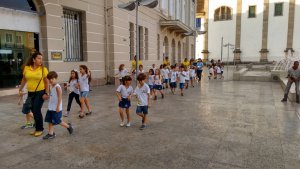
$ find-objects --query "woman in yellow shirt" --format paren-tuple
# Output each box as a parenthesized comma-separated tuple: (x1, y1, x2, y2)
(19, 52, 49, 137)
(182, 58, 190, 67)
(163, 57, 170, 67)
(131, 55, 142, 74)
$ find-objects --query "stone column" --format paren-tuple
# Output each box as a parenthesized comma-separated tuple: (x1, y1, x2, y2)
(285, 0, 296, 55)
(202, 0, 209, 61)
(234, 0, 242, 63)
(260, 0, 270, 62)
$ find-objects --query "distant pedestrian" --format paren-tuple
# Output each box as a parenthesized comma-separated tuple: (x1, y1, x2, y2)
(43, 71, 73, 140)
(169, 65, 178, 94)
(147, 69, 155, 97)
(153, 69, 164, 100)
(196, 59, 204, 82)
(161, 64, 170, 89)
(116, 64, 129, 85)
(134, 73, 150, 130)
(179, 66, 187, 96)
(189, 65, 196, 87)
(116, 76, 133, 127)
(281, 61, 300, 103)
(64, 70, 81, 117)
(184, 66, 190, 89)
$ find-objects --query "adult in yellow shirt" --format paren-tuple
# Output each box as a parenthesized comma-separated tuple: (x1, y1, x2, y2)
(182, 58, 190, 68)
(163, 57, 170, 67)
(19, 52, 49, 137)
(131, 55, 142, 73)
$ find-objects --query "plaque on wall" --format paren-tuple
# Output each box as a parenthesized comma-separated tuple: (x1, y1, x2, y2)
(51, 52, 62, 60)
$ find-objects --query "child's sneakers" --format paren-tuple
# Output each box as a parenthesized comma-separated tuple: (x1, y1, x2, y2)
(126, 122, 131, 127)
(67, 123, 73, 134)
(20, 122, 34, 129)
(120, 122, 125, 127)
(43, 133, 56, 140)
(139, 124, 146, 130)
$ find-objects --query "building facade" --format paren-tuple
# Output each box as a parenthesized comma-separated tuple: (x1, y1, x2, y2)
(196, 0, 300, 63)
(0, 0, 196, 95)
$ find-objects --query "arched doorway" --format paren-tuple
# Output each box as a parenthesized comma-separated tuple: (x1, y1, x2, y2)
(171, 39, 176, 65)
(163, 36, 169, 60)
(178, 41, 181, 63)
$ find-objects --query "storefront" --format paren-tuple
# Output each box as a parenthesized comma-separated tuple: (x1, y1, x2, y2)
(0, 30, 38, 88)
(0, 0, 39, 89)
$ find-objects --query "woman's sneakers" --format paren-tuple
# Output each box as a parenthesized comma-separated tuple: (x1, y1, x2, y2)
(120, 122, 131, 127)
(63, 111, 70, 117)
(43, 133, 56, 140)
(30, 131, 43, 137)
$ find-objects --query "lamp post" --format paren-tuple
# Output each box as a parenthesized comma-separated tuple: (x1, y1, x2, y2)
(223, 43, 234, 80)
(118, 0, 158, 85)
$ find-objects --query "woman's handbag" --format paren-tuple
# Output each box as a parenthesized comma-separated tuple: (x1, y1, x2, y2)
(23, 67, 44, 109)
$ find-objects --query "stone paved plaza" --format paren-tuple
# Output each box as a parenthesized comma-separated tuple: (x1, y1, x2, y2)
(1, 72, 300, 169)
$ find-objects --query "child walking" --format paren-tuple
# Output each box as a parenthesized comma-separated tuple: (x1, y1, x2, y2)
(153, 69, 164, 100)
(148, 69, 155, 97)
(43, 71, 73, 140)
(134, 73, 150, 130)
(116, 76, 133, 127)
(208, 65, 214, 80)
(169, 65, 178, 94)
(189, 65, 196, 87)
(116, 64, 129, 85)
(179, 66, 187, 96)
(19, 83, 34, 129)
(78, 65, 92, 118)
(184, 66, 190, 89)
(64, 70, 81, 117)
(161, 64, 170, 89)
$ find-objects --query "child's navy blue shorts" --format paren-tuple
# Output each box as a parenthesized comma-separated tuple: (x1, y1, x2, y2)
(170, 82, 177, 88)
(119, 98, 131, 109)
(148, 84, 154, 90)
(136, 106, 148, 115)
(179, 83, 185, 89)
(154, 85, 163, 90)
(163, 79, 169, 84)
(45, 110, 62, 125)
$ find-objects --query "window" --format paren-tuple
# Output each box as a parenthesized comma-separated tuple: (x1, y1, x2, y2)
(145, 28, 149, 60)
(157, 34, 160, 60)
(274, 3, 283, 16)
(6, 34, 13, 43)
(248, 6, 256, 18)
(139, 26, 144, 60)
(129, 22, 134, 60)
(16, 35, 23, 48)
(214, 6, 232, 21)
(63, 9, 83, 62)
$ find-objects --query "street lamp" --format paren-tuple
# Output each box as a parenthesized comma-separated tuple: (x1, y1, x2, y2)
(223, 43, 234, 80)
(118, 0, 158, 84)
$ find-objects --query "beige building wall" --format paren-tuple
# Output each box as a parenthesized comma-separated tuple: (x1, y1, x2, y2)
(34, 0, 106, 85)
(109, 0, 196, 79)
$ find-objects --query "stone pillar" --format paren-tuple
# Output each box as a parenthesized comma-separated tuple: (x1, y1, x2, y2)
(202, 0, 209, 61)
(260, 0, 270, 62)
(285, 0, 296, 54)
(234, 0, 242, 63)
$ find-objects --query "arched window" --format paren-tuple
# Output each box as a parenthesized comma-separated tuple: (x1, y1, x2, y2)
(214, 6, 232, 21)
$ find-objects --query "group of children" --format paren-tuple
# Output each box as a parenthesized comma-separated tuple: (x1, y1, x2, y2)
(19, 65, 93, 140)
(115, 63, 199, 130)
(208, 63, 224, 80)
